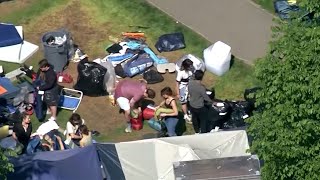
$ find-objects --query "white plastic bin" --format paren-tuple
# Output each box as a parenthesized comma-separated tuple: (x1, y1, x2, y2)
(203, 41, 231, 76)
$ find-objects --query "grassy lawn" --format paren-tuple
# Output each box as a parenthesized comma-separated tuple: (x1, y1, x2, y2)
(253, 0, 274, 13)
(2, 0, 259, 141)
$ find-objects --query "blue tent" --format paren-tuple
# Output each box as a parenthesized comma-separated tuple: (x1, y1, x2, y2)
(7, 145, 103, 180)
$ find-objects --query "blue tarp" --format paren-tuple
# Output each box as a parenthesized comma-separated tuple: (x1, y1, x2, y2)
(0, 23, 23, 47)
(7, 145, 103, 180)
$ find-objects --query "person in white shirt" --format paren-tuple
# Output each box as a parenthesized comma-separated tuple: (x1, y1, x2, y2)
(64, 113, 85, 148)
(176, 59, 194, 124)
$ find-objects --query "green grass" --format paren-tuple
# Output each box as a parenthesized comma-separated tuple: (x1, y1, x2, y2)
(2, 0, 259, 141)
(253, 0, 274, 13)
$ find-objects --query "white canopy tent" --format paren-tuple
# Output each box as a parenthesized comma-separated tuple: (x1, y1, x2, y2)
(0, 24, 39, 63)
(96, 130, 250, 180)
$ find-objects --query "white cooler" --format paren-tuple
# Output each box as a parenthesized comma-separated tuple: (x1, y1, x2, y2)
(203, 41, 232, 76)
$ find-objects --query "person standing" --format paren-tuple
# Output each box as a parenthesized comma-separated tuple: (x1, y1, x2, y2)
(188, 70, 212, 134)
(12, 113, 32, 153)
(114, 79, 156, 133)
(155, 87, 179, 137)
(36, 59, 59, 121)
(176, 59, 193, 124)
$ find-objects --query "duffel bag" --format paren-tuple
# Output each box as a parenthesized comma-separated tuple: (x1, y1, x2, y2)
(148, 118, 166, 132)
(123, 53, 153, 77)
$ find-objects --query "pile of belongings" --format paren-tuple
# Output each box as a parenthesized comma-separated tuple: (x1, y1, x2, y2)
(0, 77, 35, 125)
(207, 87, 263, 130)
(105, 34, 172, 84)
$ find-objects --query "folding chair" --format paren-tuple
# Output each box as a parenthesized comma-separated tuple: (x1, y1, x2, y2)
(58, 88, 83, 112)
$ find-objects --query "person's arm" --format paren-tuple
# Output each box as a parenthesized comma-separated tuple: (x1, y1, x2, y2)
(79, 140, 84, 148)
(55, 135, 65, 150)
(66, 123, 82, 139)
(12, 132, 18, 141)
(161, 99, 178, 117)
(155, 100, 165, 109)
(39, 70, 57, 91)
(201, 86, 213, 104)
(176, 72, 182, 96)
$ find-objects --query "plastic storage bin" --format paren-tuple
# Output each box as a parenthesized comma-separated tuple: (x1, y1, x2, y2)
(203, 41, 231, 76)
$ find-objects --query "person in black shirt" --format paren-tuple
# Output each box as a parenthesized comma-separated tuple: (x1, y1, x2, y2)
(12, 113, 32, 153)
(37, 59, 59, 121)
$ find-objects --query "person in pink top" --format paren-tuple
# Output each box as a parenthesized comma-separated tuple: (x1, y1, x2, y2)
(115, 79, 156, 133)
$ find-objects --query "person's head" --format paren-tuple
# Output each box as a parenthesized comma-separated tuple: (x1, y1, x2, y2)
(194, 70, 205, 81)
(144, 88, 156, 99)
(38, 59, 50, 72)
(78, 125, 89, 136)
(69, 113, 82, 126)
(161, 87, 173, 99)
(22, 113, 31, 124)
(180, 59, 193, 72)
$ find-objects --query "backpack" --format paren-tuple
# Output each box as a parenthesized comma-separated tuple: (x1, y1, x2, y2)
(143, 69, 164, 84)
(123, 53, 153, 77)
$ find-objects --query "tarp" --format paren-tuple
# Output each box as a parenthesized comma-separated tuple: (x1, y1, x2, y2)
(0, 23, 39, 63)
(7, 145, 103, 180)
(96, 130, 250, 180)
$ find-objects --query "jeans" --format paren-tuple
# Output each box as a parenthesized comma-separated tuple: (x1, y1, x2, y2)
(164, 117, 178, 137)
(26, 136, 41, 155)
(190, 106, 209, 133)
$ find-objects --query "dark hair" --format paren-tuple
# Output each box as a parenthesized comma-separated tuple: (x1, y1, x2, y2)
(69, 113, 82, 126)
(146, 88, 156, 99)
(194, 70, 205, 81)
(161, 87, 173, 96)
(38, 59, 50, 68)
(79, 125, 89, 135)
(21, 112, 30, 122)
(180, 59, 193, 71)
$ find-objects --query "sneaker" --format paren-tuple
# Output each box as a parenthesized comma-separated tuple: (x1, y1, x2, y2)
(125, 124, 132, 133)
(48, 116, 56, 121)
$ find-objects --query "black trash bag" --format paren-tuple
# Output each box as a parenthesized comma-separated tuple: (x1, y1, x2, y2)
(223, 101, 252, 129)
(74, 60, 107, 96)
(207, 100, 232, 130)
(155, 32, 186, 52)
(143, 69, 164, 84)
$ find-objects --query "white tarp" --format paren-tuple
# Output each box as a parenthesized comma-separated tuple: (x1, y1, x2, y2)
(114, 130, 250, 180)
(0, 26, 39, 63)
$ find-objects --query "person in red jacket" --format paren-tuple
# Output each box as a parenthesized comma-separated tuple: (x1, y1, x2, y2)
(36, 59, 59, 121)
(114, 79, 155, 133)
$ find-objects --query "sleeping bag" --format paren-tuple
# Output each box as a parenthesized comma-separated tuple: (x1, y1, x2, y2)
(123, 53, 153, 77)
(74, 60, 107, 96)
(155, 32, 186, 52)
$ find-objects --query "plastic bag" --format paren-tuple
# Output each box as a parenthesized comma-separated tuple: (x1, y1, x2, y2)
(155, 32, 186, 52)
(223, 101, 252, 129)
(74, 61, 107, 96)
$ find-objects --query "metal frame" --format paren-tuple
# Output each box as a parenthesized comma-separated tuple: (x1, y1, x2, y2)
(58, 88, 83, 112)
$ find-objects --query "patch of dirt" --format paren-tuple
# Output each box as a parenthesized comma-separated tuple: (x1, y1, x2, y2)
(21, 1, 192, 141)
(0, 0, 32, 18)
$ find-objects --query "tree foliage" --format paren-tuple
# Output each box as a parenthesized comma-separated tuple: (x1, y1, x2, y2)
(0, 148, 13, 180)
(247, 1, 320, 179)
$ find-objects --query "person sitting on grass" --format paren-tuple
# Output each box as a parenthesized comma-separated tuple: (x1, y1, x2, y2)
(78, 125, 93, 148)
(65, 113, 85, 148)
(42, 130, 65, 151)
(114, 79, 156, 133)
(155, 87, 179, 137)
(12, 113, 32, 154)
